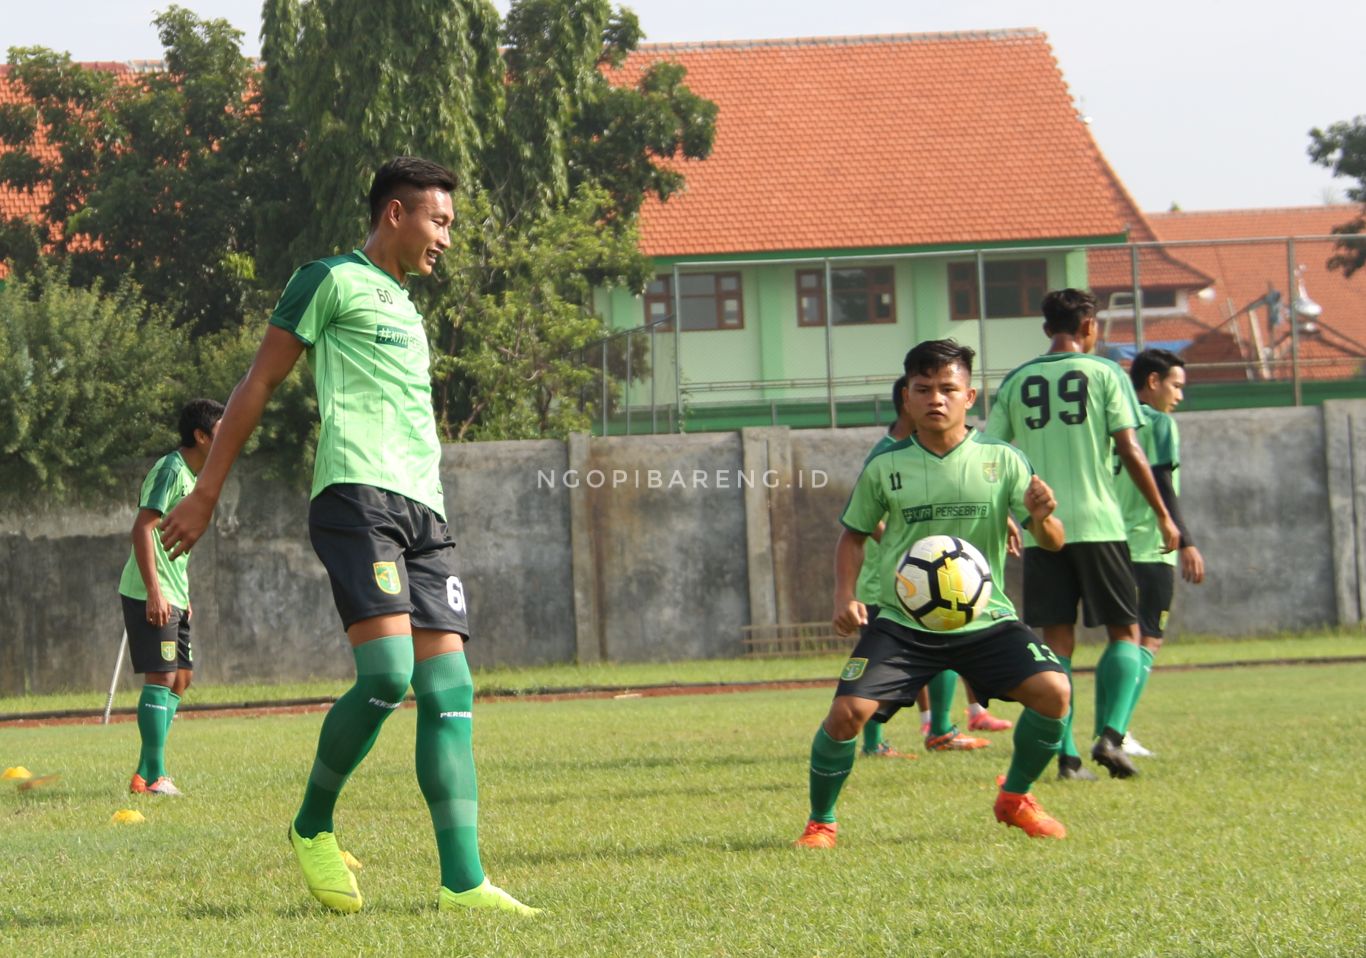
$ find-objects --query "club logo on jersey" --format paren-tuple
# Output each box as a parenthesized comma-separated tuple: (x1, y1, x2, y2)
(840, 657, 868, 682)
(982, 461, 999, 483)
(373, 561, 401, 595)
(160, 642, 176, 662)
(375, 325, 416, 349)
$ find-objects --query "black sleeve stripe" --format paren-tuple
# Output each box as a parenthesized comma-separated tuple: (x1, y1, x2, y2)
(141, 462, 178, 513)
(268, 261, 332, 340)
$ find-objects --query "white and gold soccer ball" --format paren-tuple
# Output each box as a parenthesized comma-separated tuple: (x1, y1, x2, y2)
(894, 535, 993, 631)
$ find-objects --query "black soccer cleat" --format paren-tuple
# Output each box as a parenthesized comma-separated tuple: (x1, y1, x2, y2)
(1057, 754, 1099, 781)
(1090, 727, 1139, 779)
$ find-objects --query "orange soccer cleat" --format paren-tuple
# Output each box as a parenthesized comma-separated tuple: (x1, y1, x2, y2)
(967, 710, 1014, 732)
(794, 820, 838, 849)
(924, 728, 990, 751)
(993, 790, 1067, 839)
(129, 773, 148, 794)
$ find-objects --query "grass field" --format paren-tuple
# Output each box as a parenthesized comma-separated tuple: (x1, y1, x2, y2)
(3, 652, 1365, 957)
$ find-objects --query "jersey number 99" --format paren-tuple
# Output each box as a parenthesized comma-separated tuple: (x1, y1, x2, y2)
(1020, 371, 1089, 429)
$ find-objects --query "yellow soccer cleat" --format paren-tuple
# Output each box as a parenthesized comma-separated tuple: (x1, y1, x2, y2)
(439, 879, 540, 916)
(289, 825, 363, 913)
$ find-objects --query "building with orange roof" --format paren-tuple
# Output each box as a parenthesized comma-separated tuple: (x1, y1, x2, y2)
(590, 31, 1222, 427)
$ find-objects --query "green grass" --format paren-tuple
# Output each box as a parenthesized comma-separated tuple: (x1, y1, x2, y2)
(3, 629, 1364, 716)
(2, 662, 1364, 956)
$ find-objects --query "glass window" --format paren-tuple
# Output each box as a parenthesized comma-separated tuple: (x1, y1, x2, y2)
(796, 267, 896, 326)
(644, 273, 745, 331)
(948, 260, 1048, 320)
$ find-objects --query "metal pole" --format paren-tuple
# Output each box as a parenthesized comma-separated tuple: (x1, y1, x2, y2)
(974, 250, 990, 418)
(625, 328, 632, 436)
(824, 258, 836, 428)
(673, 265, 683, 432)
(650, 322, 657, 434)
(102, 629, 129, 725)
(1131, 244, 1145, 351)
(601, 339, 609, 437)
(1288, 237, 1301, 406)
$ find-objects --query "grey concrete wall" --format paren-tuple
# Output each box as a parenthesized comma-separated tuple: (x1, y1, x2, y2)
(4, 400, 1364, 694)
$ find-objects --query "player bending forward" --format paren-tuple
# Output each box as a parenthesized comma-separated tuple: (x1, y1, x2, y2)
(796, 339, 1072, 846)
(159, 157, 536, 916)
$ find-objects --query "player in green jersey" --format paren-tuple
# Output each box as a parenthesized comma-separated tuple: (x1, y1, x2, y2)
(159, 157, 536, 916)
(119, 399, 223, 797)
(1113, 349, 1205, 757)
(796, 339, 1072, 846)
(985, 289, 1179, 780)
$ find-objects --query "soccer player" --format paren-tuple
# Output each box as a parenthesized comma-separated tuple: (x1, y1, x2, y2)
(1112, 348, 1205, 755)
(795, 339, 1072, 847)
(985, 289, 1179, 780)
(119, 398, 223, 797)
(158, 157, 536, 916)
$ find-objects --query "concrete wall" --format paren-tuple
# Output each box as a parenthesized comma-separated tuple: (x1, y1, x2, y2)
(4, 400, 1363, 694)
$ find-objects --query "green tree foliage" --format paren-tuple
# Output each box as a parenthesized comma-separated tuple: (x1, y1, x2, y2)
(1308, 116, 1366, 277)
(0, 9, 260, 334)
(0, 265, 188, 504)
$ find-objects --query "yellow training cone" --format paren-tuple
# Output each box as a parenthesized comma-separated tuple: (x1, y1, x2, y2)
(2, 766, 33, 781)
(111, 809, 147, 825)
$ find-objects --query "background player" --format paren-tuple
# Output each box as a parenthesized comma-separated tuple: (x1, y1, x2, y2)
(118, 398, 223, 796)
(985, 288, 1179, 780)
(159, 157, 536, 916)
(1112, 348, 1205, 756)
(796, 339, 1071, 847)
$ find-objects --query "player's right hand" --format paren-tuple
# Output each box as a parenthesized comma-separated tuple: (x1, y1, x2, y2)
(833, 599, 868, 637)
(146, 592, 172, 628)
(1180, 545, 1205, 584)
(1158, 514, 1181, 554)
(160, 489, 215, 561)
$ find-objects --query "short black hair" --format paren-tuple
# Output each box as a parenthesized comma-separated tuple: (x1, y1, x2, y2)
(1130, 348, 1186, 391)
(178, 398, 225, 447)
(903, 339, 975, 379)
(368, 156, 458, 227)
(891, 374, 909, 416)
(1041, 288, 1098, 335)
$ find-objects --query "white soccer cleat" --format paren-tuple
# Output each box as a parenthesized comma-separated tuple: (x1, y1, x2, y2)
(1121, 734, 1153, 758)
(146, 776, 184, 796)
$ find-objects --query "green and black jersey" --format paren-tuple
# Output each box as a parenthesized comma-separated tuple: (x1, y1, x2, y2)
(854, 433, 898, 606)
(1116, 404, 1179, 565)
(840, 429, 1033, 641)
(985, 352, 1141, 543)
(118, 451, 196, 608)
(270, 250, 445, 517)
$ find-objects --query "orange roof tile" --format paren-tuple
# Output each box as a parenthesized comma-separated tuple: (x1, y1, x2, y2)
(1147, 206, 1366, 380)
(612, 31, 1137, 258)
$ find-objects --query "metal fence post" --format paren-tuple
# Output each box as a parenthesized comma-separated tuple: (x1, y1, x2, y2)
(824, 258, 835, 428)
(650, 321, 657, 434)
(1131, 245, 1145, 351)
(601, 339, 609, 437)
(974, 250, 990, 417)
(1287, 237, 1301, 406)
(673, 264, 683, 432)
(625, 327, 632, 436)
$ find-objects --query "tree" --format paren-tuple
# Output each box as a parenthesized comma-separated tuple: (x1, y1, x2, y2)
(0, 264, 188, 504)
(1308, 116, 1366, 277)
(0, 8, 262, 334)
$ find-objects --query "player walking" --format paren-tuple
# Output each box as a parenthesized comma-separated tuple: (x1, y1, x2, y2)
(985, 289, 1179, 779)
(796, 339, 1071, 847)
(159, 157, 536, 916)
(119, 398, 223, 796)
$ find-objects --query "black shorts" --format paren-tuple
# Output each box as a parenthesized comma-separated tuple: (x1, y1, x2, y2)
(835, 617, 1065, 710)
(1022, 542, 1138, 629)
(120, 594, 192, 673)
(308, 484, 470, 635)
(1133, 562, 1176, 639)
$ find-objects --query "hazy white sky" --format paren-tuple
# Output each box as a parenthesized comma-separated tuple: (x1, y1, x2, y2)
(9, 0, 1364, 212)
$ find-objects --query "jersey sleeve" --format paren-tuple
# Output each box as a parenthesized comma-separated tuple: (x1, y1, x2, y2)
(1104, 365, 1143, 436)
(984, 388, 1014, 440)
(138, 460, 179, 515)
(1149, 413, 1178, 468)
(840, 462, 887, 535)
(1003, 447, 1033, 524)
(269, 261, 341, 346)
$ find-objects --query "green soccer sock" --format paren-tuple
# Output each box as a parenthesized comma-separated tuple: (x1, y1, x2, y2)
(808, 725, 857, 824)
(413, 651, 485, 894)
(1095, 640, 1143, 737)
(136, 684, 171, 781)
(928, 670, 958, 737)
(1056, 656, 1081, 759)
(293, 635, 413, 840)
(161, 690, 181, 771)
(1120, 646, 1156, 732)
(861, 718, 886, 753)
(1001, 709, 1065, 794)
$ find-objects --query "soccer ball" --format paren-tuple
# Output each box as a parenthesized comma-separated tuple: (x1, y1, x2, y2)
(894, 535, 993, 631)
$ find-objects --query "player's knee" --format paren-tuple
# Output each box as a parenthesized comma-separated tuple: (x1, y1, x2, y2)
(824, 699, 870, 740)
(364, 670, 414, 710)
(1142, 636, 1163, 655)
(1035, 673, 1070, 719)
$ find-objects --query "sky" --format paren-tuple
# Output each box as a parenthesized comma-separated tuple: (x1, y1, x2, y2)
(8, 0, 1365, 213)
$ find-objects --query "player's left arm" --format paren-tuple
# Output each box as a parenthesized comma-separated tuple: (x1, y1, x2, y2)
(1112, 427, 1179, 553)
(833, 528, 870, 636)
